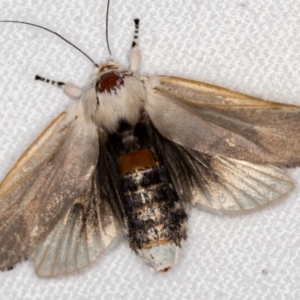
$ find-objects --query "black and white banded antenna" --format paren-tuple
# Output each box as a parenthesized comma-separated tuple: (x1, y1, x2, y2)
(127, 19, 141, 72)
(0, 19, 98, 95)
(34, 75, 65, 87)
(35, 0, 113, 93)
(132, 19, 140, 48)
(1, 0, 114, 89)
(34, 74, 82, 99)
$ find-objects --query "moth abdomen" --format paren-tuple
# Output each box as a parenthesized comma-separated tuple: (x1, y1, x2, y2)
(123, 167, 187, 250)
(107, 120, 187, 271)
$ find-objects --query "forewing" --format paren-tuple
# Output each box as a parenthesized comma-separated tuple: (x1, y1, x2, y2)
(150, 125, 294, 212)
(0, 100, 83, 195)
(145, 75, 300, 166)
(0, 101, 100, 270)
(33, 167, 121, 277)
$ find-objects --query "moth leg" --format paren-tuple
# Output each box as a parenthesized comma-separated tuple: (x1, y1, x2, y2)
(127, 19, 141, 72)
(35, 74, 82, 99)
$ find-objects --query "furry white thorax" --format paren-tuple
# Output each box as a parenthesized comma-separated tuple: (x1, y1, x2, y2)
(82, 64, 147, 133)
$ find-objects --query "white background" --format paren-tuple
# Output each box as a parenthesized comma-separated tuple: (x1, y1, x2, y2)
(1, 0, 300, 299)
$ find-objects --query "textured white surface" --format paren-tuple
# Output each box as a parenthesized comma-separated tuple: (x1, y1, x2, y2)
(1, 0, 300, 299)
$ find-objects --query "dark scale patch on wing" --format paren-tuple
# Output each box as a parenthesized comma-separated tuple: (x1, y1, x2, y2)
(97, 71, 124, 94)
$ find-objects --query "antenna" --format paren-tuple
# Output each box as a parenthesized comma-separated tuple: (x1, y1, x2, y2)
(0, 20, 97, 66)
(106, 0, 112, 57)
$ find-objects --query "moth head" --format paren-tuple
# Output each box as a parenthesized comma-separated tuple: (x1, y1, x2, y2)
(97, 60, 120, 73)
(82, 62, 147, 132)
(96, 63, 126, 95)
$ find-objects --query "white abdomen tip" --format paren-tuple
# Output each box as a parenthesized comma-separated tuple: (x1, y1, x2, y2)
(138, 242, 179, 272)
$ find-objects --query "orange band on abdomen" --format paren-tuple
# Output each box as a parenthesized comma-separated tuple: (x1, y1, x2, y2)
(118, 149, 157, 175)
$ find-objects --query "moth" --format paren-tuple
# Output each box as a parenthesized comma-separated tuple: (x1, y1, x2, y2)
(1, 15, 300, 278)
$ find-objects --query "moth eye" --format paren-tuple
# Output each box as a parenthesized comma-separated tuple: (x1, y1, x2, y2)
(97, 71, 124, 94)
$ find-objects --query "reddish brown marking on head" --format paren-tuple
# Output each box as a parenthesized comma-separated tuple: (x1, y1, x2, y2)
(97, 71, 124, 94)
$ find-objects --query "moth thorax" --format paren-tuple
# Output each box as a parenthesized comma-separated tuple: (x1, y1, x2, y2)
(92, 71, 146, 132)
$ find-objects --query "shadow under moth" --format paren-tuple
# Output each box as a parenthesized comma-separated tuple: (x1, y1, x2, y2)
(0, 15, 299, 278)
